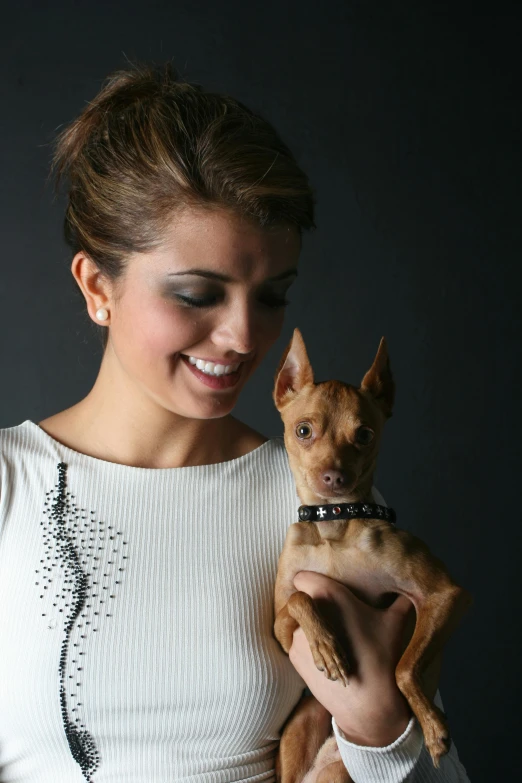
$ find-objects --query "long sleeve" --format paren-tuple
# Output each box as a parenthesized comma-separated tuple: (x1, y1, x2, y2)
(332, 690, 471, 783)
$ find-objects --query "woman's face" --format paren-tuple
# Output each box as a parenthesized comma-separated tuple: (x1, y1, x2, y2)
(102, 207, 301, 420)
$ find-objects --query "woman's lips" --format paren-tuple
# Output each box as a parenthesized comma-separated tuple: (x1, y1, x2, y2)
(180, 354, 243, 390)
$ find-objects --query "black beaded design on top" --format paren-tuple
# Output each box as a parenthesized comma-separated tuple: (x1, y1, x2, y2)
(297, 501, 396, 524)
(36, 461, 129, 782)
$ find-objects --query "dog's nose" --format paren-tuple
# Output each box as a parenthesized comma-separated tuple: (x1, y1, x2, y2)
(321, 470, 348, 490)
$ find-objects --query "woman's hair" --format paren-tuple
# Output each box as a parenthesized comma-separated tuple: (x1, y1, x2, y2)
(50, 59, 316, 350)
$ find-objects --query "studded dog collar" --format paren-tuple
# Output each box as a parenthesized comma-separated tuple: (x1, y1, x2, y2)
(297, 502, 396, 524)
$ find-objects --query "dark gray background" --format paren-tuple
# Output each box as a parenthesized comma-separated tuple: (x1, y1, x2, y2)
(1, 1, 521, 780)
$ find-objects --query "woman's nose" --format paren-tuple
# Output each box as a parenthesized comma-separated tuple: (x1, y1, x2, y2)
(211, 303, 257, 356)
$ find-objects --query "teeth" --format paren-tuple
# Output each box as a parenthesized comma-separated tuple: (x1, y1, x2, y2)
(187, 356, 241, 376)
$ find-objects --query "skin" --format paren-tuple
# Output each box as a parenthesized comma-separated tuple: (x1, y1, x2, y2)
(39, 204, 422, 748)
(40, 207, 300, 467)
(290, 573, 419, 747)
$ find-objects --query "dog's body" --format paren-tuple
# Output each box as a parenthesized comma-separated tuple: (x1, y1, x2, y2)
(272, 330, 472, 782)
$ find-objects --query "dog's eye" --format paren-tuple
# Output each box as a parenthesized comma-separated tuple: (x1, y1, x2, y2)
(296, 423, 313, 439)
(356, 426, 374, 445)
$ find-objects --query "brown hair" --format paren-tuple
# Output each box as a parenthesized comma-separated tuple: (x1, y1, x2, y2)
(49, 59, 316, 350)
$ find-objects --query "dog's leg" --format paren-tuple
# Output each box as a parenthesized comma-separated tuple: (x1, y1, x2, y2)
(276, 694, 335, 783)
(300, 734, 354, 783)
(274, 592, 351, 685)
(354, 524, 472, 766)
(394, 581, 472, 768)
(315, 760, 353, 783)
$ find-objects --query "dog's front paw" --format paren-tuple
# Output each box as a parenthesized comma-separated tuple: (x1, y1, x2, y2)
(421, 706, 452, 768)
(311, 632, 351, 687)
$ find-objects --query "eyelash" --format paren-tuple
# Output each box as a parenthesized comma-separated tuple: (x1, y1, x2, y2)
(175, 294, 290, 310)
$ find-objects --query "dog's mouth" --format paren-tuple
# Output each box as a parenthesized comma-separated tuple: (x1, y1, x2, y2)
(306, 471, 361, 504)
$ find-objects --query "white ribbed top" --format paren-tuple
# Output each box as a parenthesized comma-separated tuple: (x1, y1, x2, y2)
(0, 420, 470, 783)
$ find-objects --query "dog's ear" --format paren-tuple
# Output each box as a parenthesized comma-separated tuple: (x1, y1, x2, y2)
(360, 337, 395, 417)
(273, 328, 314, 410)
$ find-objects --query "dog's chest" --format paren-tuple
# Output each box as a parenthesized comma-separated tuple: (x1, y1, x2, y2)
(289, 524, 395, 606)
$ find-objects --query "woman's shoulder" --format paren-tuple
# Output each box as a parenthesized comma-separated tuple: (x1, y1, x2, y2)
(0, 419, 37, 458)
(1, 418, 57, 458)
(0, 419, 79, 503)
(0, 420, 43, 508)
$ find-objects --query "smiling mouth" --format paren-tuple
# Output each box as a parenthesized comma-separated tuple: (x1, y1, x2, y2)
(180, 354, 245, 390)
(180, 354, 243, 376)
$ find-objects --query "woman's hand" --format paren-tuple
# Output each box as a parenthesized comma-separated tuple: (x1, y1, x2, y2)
(288, 571, 440, 747)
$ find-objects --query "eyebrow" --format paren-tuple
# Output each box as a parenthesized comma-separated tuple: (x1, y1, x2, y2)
(167, 267, 298, 283)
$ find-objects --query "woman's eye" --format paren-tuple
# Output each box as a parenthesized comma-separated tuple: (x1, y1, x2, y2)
(175, 294, 290, 309)
(175, 294, 218, 308)
(355, 426, 374, 446)
(296, 422, 313, 439)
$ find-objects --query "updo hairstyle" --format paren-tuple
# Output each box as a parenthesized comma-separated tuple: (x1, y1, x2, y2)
(50, 59, 316, 349)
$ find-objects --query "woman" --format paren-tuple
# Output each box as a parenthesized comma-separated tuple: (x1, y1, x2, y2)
(0, 61, 470, 782)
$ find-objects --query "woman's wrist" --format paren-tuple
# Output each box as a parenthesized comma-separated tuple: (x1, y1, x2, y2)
(335, 711, 411, 747)
(333, 691, 412, 748)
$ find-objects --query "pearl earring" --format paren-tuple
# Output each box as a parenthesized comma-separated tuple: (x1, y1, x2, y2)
(96, 308, 109, 321)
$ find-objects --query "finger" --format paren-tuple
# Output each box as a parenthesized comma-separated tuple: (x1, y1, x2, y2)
(295, 573, 372, 621)
(293, 570, 340, 598)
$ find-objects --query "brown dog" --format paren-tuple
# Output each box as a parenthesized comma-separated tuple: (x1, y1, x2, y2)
(272, 328, 472, 782)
